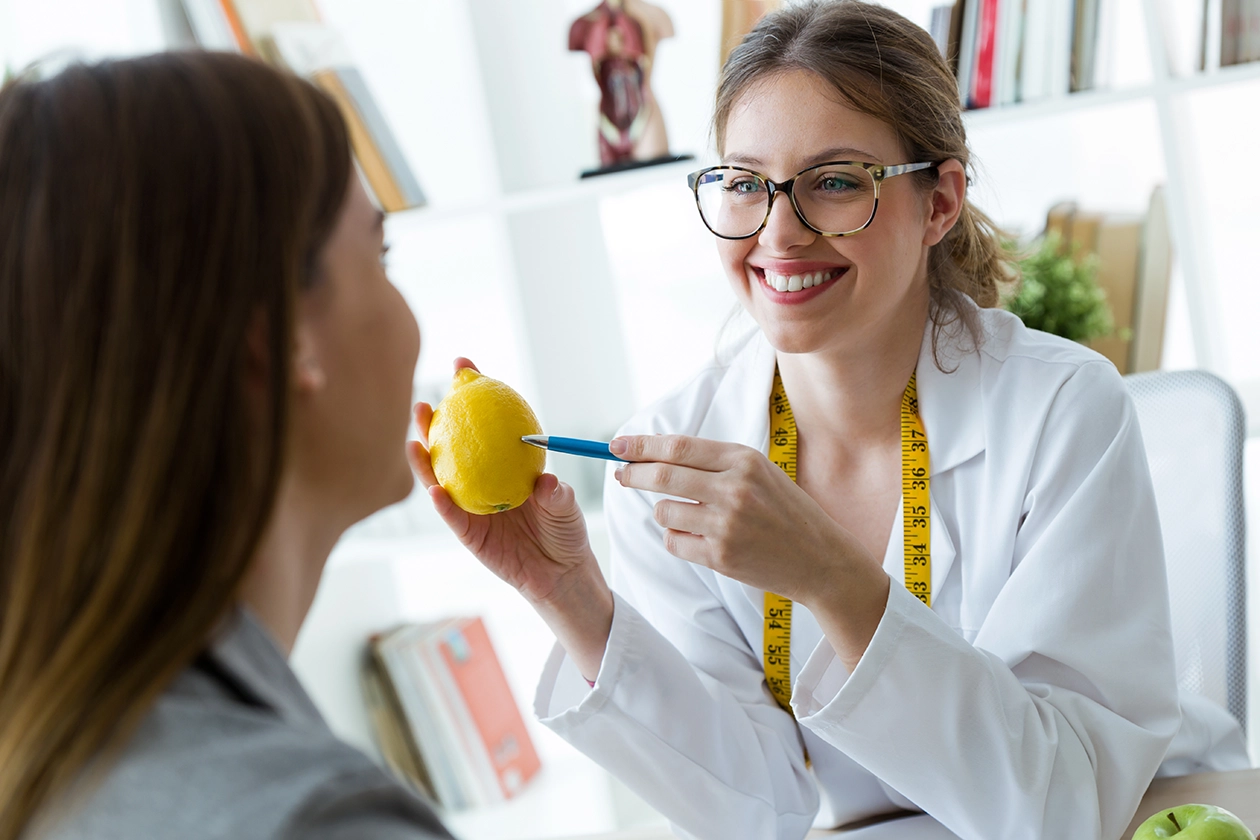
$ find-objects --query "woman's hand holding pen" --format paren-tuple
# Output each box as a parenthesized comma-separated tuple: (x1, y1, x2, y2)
(408, 359, 613, 681)
(611, 433, 891, 670)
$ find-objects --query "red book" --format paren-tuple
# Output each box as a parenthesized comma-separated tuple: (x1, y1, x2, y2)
(434, 618, 541, 799)
(971, 0, 999, 108)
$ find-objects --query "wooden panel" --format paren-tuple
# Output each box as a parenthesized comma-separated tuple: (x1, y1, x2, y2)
(720, 0, 782, 66)
(1122, 768, 1260, 838)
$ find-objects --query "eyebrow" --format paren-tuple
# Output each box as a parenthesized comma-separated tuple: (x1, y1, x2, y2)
(373, 210, 386, 231)
(723, 146, 880, 168)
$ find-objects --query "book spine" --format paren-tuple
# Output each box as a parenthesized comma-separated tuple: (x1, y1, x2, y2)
(972, 0, 999, 107)
(1223, 0, 1241, 66)
(381, 627, 467, 809)
(958, 0, 979, 106)
(312, 69, 409, 213)
(1019, 0, 1050, 101)
(334, 67, 426, 209)
(421, 626, 505, 806)
(216, 0, 255, 54)
(362, 644, 437, 801)
(437, 618, 541, 800)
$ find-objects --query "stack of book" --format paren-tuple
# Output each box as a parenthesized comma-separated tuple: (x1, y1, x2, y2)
(1043, 187, 1171, 374)
(362, 617, 542, 810)
(1188, 0, 1260, 73)
(929, 0, 1118, 109)
(180, 0, 425, 212)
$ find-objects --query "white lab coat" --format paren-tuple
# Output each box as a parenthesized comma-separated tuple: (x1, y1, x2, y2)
(535, 303, 1248, 840)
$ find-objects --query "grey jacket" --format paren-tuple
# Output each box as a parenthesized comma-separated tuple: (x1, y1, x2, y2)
(39, 609, 454, 840)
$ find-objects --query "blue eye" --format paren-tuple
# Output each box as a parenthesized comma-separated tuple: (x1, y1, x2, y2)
(723, 179, 762, 194)
(819, 175, 859, 192)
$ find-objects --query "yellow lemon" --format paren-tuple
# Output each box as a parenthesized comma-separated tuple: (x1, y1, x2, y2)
(428, 368, 546, 515)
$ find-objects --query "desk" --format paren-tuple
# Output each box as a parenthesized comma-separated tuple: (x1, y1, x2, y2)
(560, 769, 1260, 840)
(1122, 768, 1260, 839)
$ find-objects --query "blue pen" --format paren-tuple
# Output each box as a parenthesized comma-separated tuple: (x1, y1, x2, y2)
(521, 435, 627, 463)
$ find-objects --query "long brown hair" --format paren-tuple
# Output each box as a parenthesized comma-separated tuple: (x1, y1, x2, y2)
(0, 52, 351, 838)
(715, 0, 1017, 352)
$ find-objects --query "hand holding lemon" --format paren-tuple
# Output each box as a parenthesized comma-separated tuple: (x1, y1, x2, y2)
(426, 366, 546, 515)
(409, 360, 613, 680)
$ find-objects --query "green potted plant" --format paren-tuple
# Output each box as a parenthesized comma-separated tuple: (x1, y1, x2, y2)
(1002, 233, 1118, 344)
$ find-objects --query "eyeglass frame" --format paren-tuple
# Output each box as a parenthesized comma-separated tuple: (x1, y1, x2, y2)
(686, 160, 940, 241)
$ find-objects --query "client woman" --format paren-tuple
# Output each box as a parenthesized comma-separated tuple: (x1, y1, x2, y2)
(0, 52, 458, 839)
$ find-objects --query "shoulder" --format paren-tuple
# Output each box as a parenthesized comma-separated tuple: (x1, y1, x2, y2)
(971, 304, 1127, 409)
(961, 305, 1135, 465)
(46, 687, 447, 840)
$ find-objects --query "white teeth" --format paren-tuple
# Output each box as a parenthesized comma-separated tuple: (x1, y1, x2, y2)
(764, 269, 842, 293)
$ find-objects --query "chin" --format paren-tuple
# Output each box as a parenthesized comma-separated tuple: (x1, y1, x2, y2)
(385, 462, 417, 507)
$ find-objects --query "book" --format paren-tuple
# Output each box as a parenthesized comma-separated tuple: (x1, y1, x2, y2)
(1045, 0, 1076, 96)
(180, 0, 240, 51)
(929, 4, 955, 59)
(1087, 217, 1142, 371)
(1070, 0, 1102, 91)
(958, 0, 980, 106)
(971, 0, 1000, 108)
(220, 0, 322, 61)
(993, 0, 1026, 105)
(947, 0, 968, 81)
(1044, 201, 1078, 249)
(433, 619, 540, 798)
(1245, 0, 1260, 62)
(363, 618, 541, 810)
(313, 67, 426, 213)
(1131, 186, 1172, 373)
(1020, 0, 1054, 101)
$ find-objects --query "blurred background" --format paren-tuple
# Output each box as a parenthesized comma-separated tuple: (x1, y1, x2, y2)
(3, 0, 1258, 836)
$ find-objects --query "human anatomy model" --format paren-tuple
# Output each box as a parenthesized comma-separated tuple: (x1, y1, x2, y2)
(569, 0, 675, 169)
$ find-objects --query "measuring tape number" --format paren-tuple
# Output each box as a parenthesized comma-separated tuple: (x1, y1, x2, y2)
(762, 367, 931, 713)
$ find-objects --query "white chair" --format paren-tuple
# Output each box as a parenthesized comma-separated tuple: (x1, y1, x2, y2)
(1125, 370, 1248, 733)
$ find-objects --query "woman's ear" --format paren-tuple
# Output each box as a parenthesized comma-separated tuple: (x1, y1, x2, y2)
(924, 158, 967, 247)
(293, 320, 326, 393)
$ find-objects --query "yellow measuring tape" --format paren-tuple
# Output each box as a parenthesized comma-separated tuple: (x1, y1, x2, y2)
(763, 367, 931, 713)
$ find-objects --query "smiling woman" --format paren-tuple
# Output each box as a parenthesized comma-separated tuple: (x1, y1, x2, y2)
(410, 2, 1250, 839)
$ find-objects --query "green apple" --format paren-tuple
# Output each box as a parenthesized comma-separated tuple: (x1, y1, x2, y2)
(1133, 804, 1253, 840)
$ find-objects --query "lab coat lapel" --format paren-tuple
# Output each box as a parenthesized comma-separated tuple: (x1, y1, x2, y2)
(694, 328, 778, 449)
(881, 491, 958, 605)
(718, 317, 984, 627)
(913, 312, 986, 478)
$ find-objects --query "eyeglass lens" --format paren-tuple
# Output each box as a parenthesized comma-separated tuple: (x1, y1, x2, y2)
(694, 164, 877, 238)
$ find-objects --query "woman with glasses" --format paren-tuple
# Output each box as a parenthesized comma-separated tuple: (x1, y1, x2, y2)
(413, 2, 1248, 837)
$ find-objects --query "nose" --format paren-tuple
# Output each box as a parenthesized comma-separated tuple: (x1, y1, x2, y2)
(757, 189, 816, 252)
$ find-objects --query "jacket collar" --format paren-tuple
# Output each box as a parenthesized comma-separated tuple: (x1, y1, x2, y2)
(705, 308, 988, 479)
(913, 306, 987, 477)
(711, 311, 984, 625)
(200, 606, 327, 731)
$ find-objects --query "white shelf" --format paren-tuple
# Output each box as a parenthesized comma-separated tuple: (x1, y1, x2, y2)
(386, 158, 699, 231)
(963, 59, 1260, 129)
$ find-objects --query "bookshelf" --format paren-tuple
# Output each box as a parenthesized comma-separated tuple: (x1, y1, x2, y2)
(4, 0, 1260, 835)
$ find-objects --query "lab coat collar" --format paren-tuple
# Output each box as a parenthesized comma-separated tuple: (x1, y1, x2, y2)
(912, 307, 987, 477)
(701, 309, 988, 479)
(712, 308, 984, 624)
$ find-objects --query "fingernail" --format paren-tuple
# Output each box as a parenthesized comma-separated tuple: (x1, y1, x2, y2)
(609, 438, 627, 456)
(614, 464, 625, 482)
